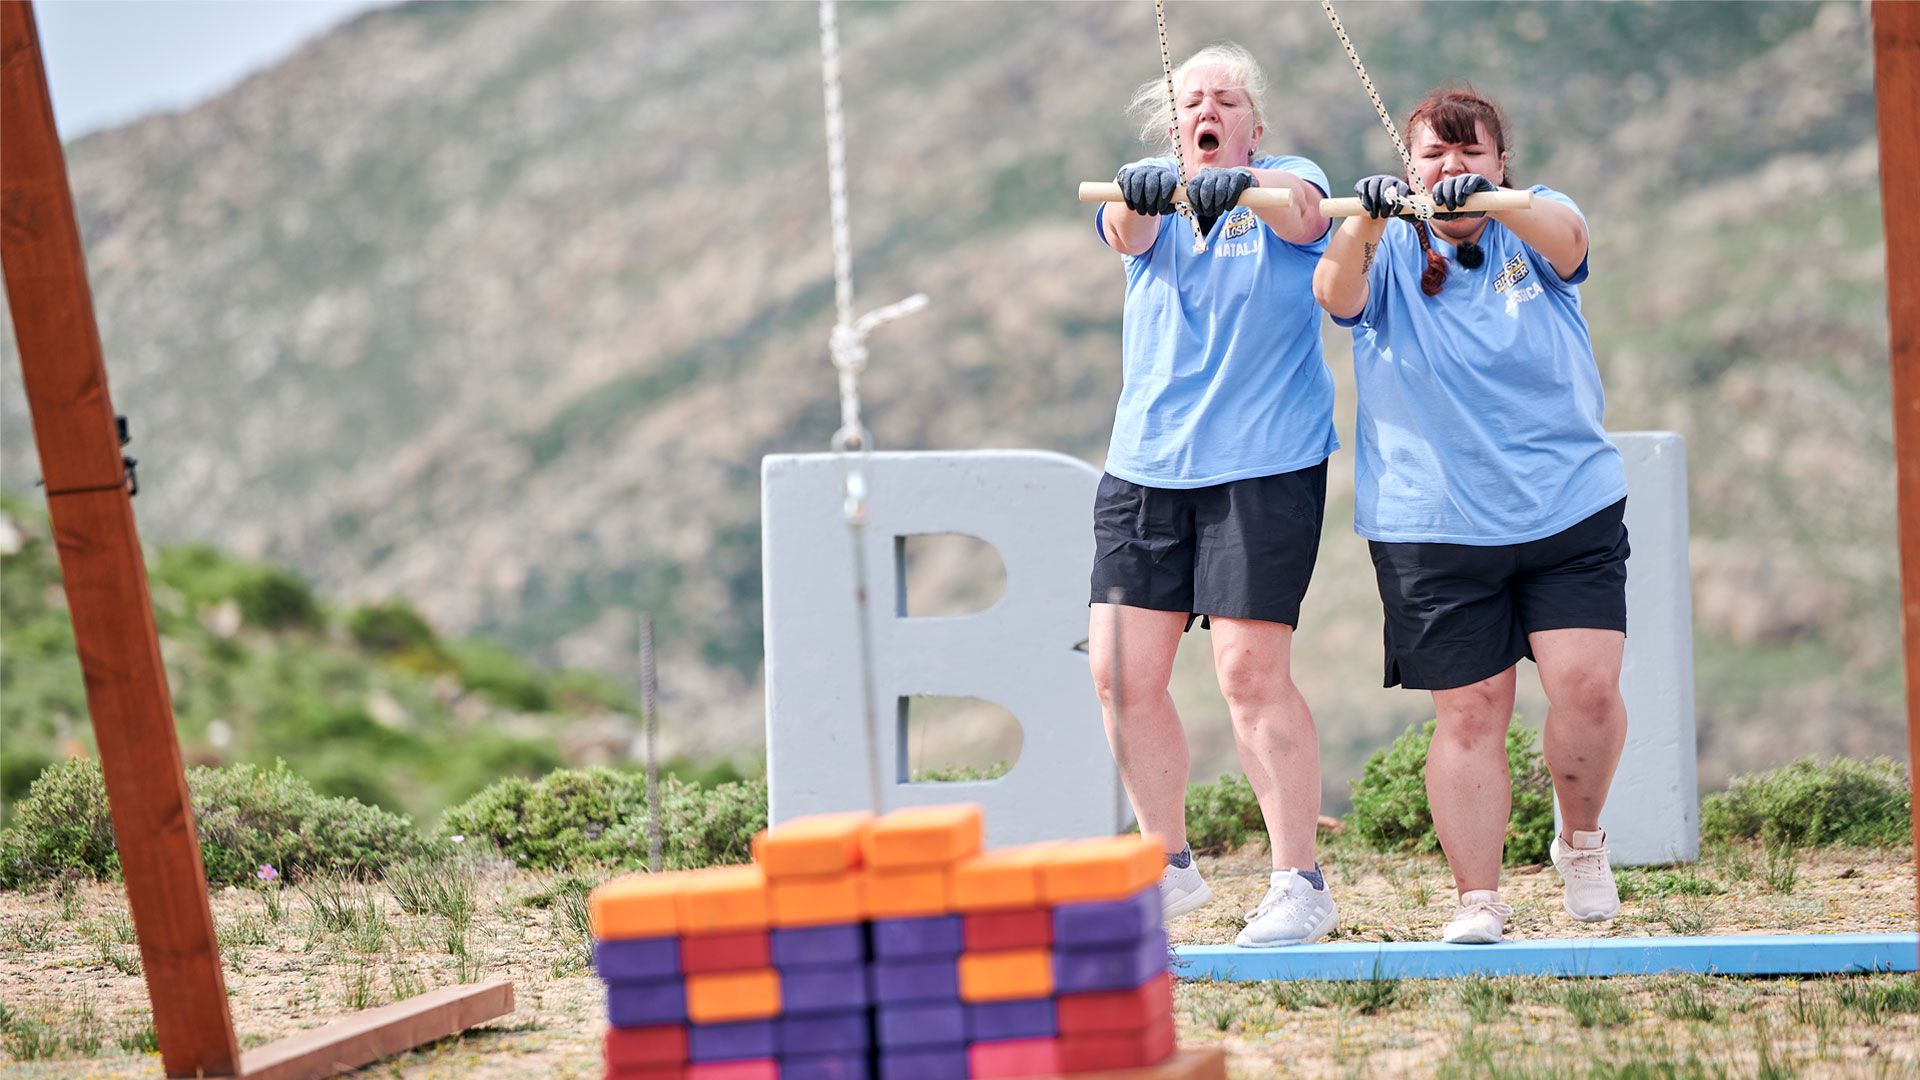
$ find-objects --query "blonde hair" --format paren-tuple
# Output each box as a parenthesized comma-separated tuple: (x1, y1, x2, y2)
(1125, 42, 1269, 157)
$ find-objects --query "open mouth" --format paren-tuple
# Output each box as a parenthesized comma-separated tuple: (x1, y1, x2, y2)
(1197, 132, 1220, 153)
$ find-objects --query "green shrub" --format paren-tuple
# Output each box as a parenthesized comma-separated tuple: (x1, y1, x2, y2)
(149, 547, 320, 631)
(448, 638, 553, 712)
(229, 567, 321, 631)
(1185, 773, 1267, 855)
(346, 601, 439, 655)
(0, 758, 433, 888)
(1348, 719, 1554, 866)
(1701, 757, 1910, 847)
(440, 766, 767, 872)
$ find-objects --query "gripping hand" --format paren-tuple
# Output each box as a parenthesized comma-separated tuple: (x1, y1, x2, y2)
(1116, 163, 1179, 217)
(1432, 173, 1497, 220)
(1185, 167, 1256, 220)
(1354, 174, 1412, 220)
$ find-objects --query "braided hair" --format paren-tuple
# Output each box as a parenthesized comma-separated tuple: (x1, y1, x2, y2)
(1405, 85, 1513, 297)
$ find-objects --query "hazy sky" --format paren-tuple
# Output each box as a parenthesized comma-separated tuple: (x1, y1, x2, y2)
(33, 0, 390, 139)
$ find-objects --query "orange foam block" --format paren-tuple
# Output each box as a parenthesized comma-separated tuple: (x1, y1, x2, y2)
(862, 803, 983, 868)
(769, 869, 865, 927)
(751, 811, 873, 878)
(958, 947, 1054, 1002)
(864, 864, 950, 918)
(950, 843, 1056, 912)
(686, 969, 781, 1023)
(1038, 834, 1162, 904)
(674, 865, 770, 935)
(590, 872, 687, 941)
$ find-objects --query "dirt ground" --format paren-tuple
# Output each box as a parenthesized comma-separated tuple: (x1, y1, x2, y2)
(0, 841, 1912, 1079)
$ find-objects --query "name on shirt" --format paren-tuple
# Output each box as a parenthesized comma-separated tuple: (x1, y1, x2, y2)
(1492, 253, 1530, 294)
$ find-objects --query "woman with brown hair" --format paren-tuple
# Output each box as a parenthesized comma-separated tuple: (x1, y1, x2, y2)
(1312, 87, 1627, 944)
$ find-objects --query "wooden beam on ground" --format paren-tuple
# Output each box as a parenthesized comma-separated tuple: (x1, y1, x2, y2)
(236, 980, 515, 1080)
(1174, 934, 1920, 981)
(0, 2, 241, 1074)
(1872, 0, 1920, 964)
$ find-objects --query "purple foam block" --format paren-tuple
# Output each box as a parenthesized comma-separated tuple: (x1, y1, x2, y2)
(778, 1010, 872, 1056)
(868, 957, 959, 1004)
(871, 914, 963, 959)
(772, 923, 868, 969)
(781, 1053, 872, 1080)
(1053, 929, 1170, 994)
(606, 978, 686, 1027)
(965, 997, 1056, 1041)
(592, 936, 682, 982)
(878, 1047, 969, 1080)
(875, 1000, 965, 1050)
(688, 1018, 776, 1063)
(1052, 886, 1163, 949)
(781, 965, 870, 1015)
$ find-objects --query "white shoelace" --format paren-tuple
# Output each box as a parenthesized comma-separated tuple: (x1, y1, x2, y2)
(1560, 846, 1613, 884)
(1246, 883, 1319, 923)
(1452, 897, 1514, 921)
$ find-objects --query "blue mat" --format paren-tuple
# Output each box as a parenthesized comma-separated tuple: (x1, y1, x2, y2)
(1173, 933, 1919, 981)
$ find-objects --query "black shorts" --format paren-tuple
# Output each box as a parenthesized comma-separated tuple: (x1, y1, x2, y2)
(1089, 462, 1327, 630)
(1368, 498, 1629, 690)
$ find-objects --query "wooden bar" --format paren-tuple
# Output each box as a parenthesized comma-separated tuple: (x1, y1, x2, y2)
(1318, 190, 1533, 218)
(0, 3, 241, 1075)
(1077, 180, 1292, 209)
(236, 981, 515, 1080)
(1056, 1048, 1227, 1080)
(1871, 0, 1920, 956)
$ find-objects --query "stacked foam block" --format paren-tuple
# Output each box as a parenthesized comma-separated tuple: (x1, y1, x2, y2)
(589, 804, 1176, 1079)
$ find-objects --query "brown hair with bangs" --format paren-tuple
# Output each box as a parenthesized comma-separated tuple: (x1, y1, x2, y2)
(1405, 85, 1513, 297)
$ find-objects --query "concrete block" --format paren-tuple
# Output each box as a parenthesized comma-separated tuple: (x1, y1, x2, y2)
(1592, 432, 1701, 865)
(762, 451, 1126, 844)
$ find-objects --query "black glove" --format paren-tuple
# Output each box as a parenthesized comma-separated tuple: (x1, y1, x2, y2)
(1185, 167, 1256, 220)
(1354, 174, 1411, 220)
(1116, 163, 1178, 217)
(1432, 173, 1497, 220)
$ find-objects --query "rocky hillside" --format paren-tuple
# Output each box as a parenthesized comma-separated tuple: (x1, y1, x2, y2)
(0, 1, 1900, 803)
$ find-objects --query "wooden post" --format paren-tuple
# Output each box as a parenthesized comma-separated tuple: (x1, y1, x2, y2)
(0, 2, 241, 1073)
(1871, 0, 1920, 955)
(1, 3, 514, 1075)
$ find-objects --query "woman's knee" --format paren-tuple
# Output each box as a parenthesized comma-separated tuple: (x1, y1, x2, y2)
(1547, 666, 1623, 721)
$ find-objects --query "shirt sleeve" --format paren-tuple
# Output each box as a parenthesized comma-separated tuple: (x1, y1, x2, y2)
(1259, 154, 1333, 250)
(1523, 184, 1589, 288)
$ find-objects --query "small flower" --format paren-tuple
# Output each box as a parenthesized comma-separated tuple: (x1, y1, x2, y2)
(256, 864, 278, 883)
(450, 835, 465, 844)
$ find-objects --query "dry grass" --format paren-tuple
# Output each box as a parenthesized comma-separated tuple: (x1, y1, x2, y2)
(0, 842, 1910, 1079)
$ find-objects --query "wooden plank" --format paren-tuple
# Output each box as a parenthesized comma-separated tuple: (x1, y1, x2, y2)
(1871, 0, 1920, 962)
(237, 980, 515, 1080)
(1060, 1048, 1228, 1080)
(1174, 933, 1919, 981)
(0, 3, 242, 1076)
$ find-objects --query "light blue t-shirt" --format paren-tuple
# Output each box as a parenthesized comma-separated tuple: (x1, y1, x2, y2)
(1336, 185, 1626, 545)
(1097, 154, 1339, 489)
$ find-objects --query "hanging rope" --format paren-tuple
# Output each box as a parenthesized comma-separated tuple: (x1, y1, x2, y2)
(1320, 0, 1432, 218)
(818, 0, 926, 813)
(1152, 0, 1210, 254)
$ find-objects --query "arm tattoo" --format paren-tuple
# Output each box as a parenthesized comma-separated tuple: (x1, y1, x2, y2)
(1361, 241, 1377, 273)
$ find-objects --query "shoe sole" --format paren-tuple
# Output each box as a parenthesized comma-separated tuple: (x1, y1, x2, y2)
(1164, 880, 1214, 920)
(1441, 931, 1504, 945)
(1234, 902, 1338, 948)
(1564, 900, 1620, 923)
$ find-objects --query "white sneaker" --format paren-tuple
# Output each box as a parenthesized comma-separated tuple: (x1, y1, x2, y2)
(1442, 890, 1513, 944)
(1160, 860, 1214, 919)
(1552, 829, 1621, 922)
(1234, 870, 1337, 948)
